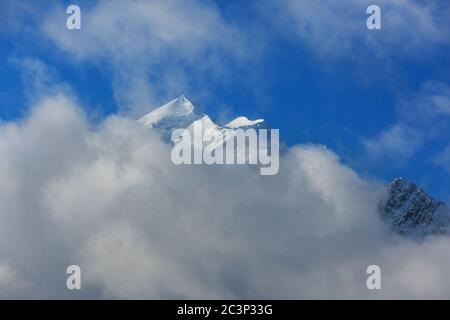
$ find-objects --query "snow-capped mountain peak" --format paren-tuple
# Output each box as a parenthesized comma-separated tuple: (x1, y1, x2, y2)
(138, 95, 204, 128)
(383, 177, 450, 237)
(138, 96, 271, 165)
(226, 116, 264, 128)
(138, 96, 265, 140)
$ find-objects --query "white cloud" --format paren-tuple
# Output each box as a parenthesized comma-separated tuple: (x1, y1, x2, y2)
(41, 0, 250, 116)
(363, 123, 424, 162)
(363, 82, 450, 163)
(435, 145, 450, 173)
(0, 261, 35, 298)
(3, 94, 450, 298)
(2, 0, 450, 298)
(260, 0, 449, 59)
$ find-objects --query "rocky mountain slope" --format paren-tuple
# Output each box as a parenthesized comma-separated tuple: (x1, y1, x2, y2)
(383, 178, 450, 237)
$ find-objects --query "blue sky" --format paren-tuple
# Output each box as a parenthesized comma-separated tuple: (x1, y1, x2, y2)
(1, 0, 449, 200)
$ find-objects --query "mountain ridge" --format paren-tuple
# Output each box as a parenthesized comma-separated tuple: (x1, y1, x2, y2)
(383, 177, 450, 237)
(138, 95, 266, 154)
(139, 96, 450, 238)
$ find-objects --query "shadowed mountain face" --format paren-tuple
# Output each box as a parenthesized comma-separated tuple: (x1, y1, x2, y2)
(138, 95, 269, 163)
(383, 178, 450, 238)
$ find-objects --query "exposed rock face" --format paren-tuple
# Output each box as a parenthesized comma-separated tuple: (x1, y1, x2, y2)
(383, 178, 450, 237)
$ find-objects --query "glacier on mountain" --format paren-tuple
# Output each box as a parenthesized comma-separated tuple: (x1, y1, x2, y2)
(138, 95, 272, 168)
(138, 95, 265, 141)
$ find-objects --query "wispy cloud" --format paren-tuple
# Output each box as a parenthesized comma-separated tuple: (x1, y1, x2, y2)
(363, 81, 450, 163)
(363, 123, 424, 162)
(41, 0, 251, 116)
(259, 0, 449, 59)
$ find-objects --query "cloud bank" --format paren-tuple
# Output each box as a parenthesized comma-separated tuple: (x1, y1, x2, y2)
(1, 0, 450, 299)
(2, 94, 450, 298)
